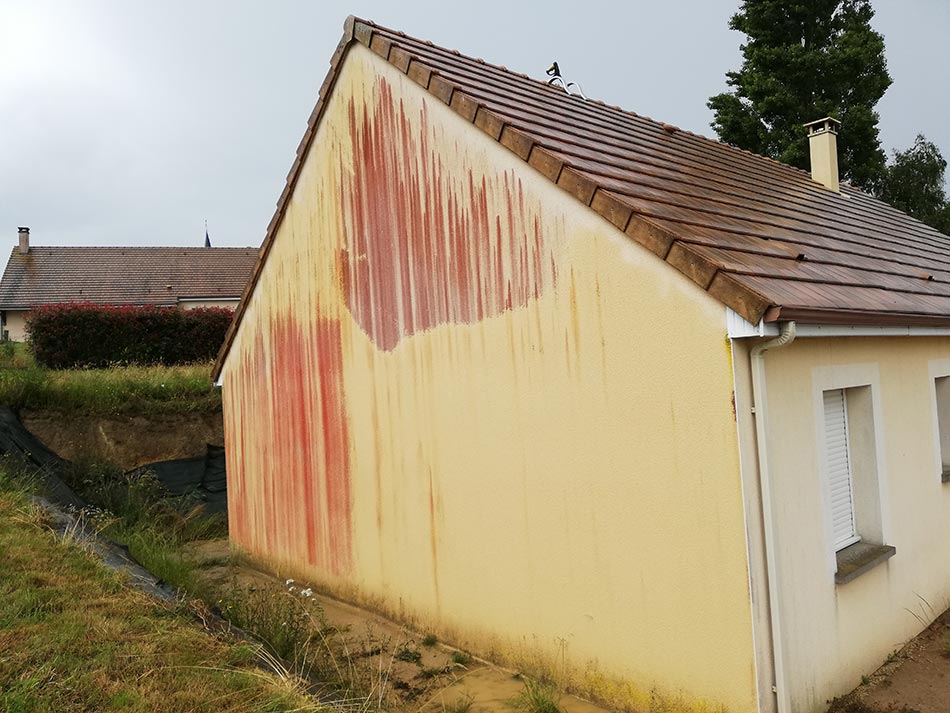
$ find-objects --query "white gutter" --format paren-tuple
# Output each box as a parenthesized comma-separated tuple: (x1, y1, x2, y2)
(750, 321, 796, 713)
(727, 308, 950, 339)
(177, 297, 242, 302)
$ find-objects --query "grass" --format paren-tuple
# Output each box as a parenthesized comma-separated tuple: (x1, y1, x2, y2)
(509, 678, 563, 713)
(0, 341, 34, 369)
(0, 467, 318, 712)
(0, 354, 221, 416)
(395, 645, 422, 664)
(450, 651, 472, 667)
(49, 459, 398, 709)
(442, 693, 475, 713)
(54, 460, 227, 598)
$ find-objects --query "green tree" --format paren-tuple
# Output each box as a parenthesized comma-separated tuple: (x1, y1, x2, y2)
(708, 0, 892, 190)
(879, 135, 950, 234)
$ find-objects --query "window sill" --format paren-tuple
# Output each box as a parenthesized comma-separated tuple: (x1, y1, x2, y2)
(835, 542, 896, 585)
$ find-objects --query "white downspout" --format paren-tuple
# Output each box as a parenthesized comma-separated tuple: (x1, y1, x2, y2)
(750, 321, 796, 713)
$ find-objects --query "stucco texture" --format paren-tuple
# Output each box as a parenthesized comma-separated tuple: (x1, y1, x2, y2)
(221, 44, 756, 713)
(3, 310, 27, 342)
(760, 336, 950, 712)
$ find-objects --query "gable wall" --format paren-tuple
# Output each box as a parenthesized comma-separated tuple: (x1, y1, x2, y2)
(222, 44, 757, 713)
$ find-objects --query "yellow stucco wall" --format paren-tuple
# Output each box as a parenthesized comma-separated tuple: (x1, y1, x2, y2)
(221, 44, 757, 712)
(755, 336, 950, 712)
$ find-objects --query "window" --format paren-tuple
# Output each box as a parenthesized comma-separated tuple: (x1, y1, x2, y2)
(824, 389, 858, 550)
(934, 376, 950, 483)
(821, 385, 894, 583)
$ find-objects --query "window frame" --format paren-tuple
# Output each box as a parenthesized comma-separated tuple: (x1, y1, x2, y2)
(929, 359, 950, 485)
(823, 388, 861, 551)
(812, 363, 890, 581)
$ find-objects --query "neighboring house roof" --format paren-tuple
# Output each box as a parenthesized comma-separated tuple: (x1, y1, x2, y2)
(0, 246, 259, 309)
(216, 16, 950, 376)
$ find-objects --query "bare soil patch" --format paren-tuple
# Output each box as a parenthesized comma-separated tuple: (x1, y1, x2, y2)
(832, 610, 950, 713)
(187, 539, 611, 713)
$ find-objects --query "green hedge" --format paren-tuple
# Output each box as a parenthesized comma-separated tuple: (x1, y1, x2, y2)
(26, 303, 234, 369)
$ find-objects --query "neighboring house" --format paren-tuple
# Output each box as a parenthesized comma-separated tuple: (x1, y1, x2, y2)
(212, 17, 950, 713)
(0, 228, 259, 341)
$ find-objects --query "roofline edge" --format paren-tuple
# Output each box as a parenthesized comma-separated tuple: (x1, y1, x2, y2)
(212, 16, 365, 381)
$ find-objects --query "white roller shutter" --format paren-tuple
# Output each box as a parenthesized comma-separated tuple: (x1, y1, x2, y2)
(824, 389, 859, 550)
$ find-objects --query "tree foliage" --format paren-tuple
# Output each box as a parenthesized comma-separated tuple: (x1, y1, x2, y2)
(708, 0, 891, 189)
(878, 135, 950, 235)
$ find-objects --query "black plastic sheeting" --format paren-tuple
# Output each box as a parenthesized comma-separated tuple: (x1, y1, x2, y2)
(130, 445, 228, 514)
(0, 405, 227, 514)
(0, 406, 85, 508)
(0, 406, 223, 599)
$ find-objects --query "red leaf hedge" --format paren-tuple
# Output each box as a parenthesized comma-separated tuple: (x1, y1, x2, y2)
(25, 303, 234, 369)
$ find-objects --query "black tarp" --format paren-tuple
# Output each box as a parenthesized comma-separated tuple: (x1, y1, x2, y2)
(130, 445, 227, 514)
(0, 406, 227, 514)
(0, 405, 85, 508)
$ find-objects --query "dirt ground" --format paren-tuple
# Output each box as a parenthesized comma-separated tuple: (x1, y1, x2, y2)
(187, 540, 950, 713)
(186, 540, 611, 713)
(834, 609, 950, 713)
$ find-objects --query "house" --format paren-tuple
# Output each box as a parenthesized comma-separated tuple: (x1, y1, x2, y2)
(0, 228, 259, 341)
(212, 17, 950, 713)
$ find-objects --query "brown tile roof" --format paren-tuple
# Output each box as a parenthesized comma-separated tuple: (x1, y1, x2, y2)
(0, 246, 259, 309)
(214, 16, 950, 377)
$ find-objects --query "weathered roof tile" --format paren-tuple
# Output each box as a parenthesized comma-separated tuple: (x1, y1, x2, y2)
(213, 16, 950, 378)
(0, 247, 259, 308)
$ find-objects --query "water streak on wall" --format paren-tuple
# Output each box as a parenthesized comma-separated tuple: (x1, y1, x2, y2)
(226, 315, 351, 576)
(341, 79, 552, 351)
(222, 45, 757, 713)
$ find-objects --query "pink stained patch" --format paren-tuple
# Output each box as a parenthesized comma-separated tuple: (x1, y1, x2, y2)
(340, 77, 550, 351)
(228, 314, 353, 577)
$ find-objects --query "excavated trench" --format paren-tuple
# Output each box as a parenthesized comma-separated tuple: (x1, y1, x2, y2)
(20, 409, 224, 471)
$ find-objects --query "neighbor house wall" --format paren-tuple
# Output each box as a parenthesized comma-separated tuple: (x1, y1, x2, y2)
(2, 309, 28, 341)
(754, 336, 950, 712)
(221, 44, 757, 713)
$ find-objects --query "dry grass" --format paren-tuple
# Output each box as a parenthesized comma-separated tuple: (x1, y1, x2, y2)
(509, 679, 564, 713)
(0, 474, 320, 712)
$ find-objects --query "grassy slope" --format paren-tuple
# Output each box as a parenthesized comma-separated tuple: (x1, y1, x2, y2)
(0, 360, 221, 415)
(0, 475, 314, 713)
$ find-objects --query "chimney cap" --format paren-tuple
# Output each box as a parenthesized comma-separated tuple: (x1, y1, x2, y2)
(804, 117, 841, 135)
(17, 226, 29, 233)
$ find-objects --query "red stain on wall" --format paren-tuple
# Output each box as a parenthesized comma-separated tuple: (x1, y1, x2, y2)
(340, 78, 551, 351)
(226, 73, 558, 580)
(227, 314, 352, 577)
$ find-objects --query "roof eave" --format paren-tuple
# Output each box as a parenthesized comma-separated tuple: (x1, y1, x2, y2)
(765, 305, 950, 329)
(211, 16, 780, 381)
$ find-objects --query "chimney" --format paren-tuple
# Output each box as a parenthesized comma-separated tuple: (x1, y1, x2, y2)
(804, 117, 841, 192)
(17, 227, 29, 255)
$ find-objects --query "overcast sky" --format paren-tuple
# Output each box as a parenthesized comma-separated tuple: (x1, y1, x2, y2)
(1, 0, 947, 248)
